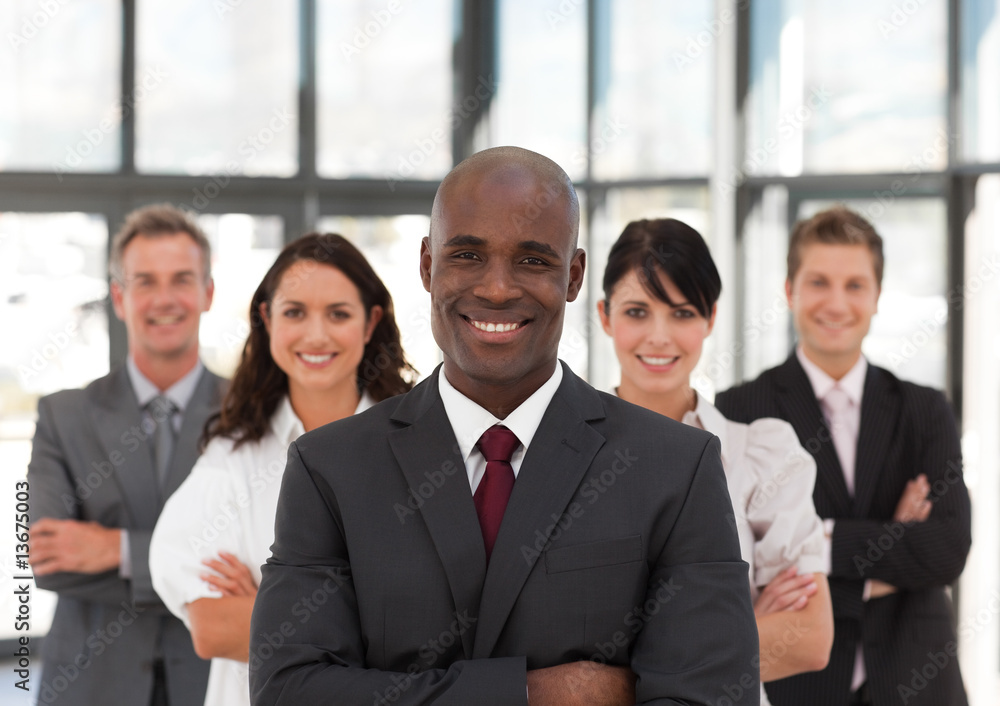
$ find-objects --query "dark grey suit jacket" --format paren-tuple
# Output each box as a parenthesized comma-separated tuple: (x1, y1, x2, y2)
(716, 354, 970, 706)
(250, 364, 759, 705)
(28, 364, 226, 706)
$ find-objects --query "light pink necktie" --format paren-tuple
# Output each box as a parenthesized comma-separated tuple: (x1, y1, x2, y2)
(822, 386, 856, 495)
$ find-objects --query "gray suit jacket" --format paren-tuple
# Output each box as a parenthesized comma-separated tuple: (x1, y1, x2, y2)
(250, 364, 759, 705)
(29, 364, 226, 706)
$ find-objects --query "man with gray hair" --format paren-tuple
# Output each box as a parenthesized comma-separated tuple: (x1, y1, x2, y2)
(28, 203, 226, 705)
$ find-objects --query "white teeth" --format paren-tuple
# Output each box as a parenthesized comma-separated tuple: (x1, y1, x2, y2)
(300, 353, 334, 364)
(640, 356, 678, 366)
(472, 320, 520, 333)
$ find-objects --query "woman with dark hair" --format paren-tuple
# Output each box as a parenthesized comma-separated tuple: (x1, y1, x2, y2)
(150, 233, 414, 706)
(598, 218, 834, 704)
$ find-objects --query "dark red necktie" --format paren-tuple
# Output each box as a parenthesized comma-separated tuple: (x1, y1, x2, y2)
(474, 426, 519, 563)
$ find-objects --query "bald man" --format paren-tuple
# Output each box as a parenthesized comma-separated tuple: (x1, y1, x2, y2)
(249, 147, 758, 706)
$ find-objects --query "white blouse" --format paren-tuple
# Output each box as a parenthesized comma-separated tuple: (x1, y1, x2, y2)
(149, 393, 374, 706)
(681, 393, 826, 595)
(682, 393, 825, 706)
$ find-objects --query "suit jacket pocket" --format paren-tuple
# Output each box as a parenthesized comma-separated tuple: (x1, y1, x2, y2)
(545, 535, 643, 574)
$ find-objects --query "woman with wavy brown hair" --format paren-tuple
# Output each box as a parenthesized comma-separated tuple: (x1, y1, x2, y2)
(149, 233, 414, 706)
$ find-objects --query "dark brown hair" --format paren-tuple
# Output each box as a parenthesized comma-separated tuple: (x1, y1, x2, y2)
(203, 233, 415, 449)
(602, 218, 721, 319)
(787, 206, 884, 286)
(111, 203, 212, 283)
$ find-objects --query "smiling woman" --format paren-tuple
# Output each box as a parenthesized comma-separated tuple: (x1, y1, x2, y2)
(149, 232, 415, 706)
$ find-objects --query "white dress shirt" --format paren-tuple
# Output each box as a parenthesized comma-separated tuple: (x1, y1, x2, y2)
(438, 363, 563, 494)
(150, 392, 374, 706)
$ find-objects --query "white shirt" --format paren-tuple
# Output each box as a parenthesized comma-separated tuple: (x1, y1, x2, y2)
(438, 363, 563, 494)
(682, 393, 826, 706)
(149, 392, 374, 706)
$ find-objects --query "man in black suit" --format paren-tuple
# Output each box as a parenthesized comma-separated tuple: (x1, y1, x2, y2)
(250, 146, 759, 705)
(28, 204, 225, 705)
(716, 206, 971, 706)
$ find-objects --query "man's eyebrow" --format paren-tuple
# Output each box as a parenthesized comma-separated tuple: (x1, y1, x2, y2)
(518, 240, 560, 259)
(442, 234, 485, 248)
(441, 235, 561, 260)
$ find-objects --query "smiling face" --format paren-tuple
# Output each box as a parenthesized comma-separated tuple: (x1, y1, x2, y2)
(786, 242, 880, 378)
(110, 231, 213, 374)
(420, 160, 584, 414)
(263, 260, 381, 405)
(599, 268, 715, 402)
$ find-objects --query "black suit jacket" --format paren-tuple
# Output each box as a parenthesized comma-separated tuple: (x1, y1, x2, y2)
(250, 364, 760, 705)
(29, 365, 225, 706)
(716, 354, 971, 706)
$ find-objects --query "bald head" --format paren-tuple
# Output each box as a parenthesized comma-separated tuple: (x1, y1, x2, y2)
(430, 146, 580, 246)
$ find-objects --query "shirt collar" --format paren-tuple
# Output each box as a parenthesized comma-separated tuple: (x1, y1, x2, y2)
(438, 363, 564, 463)
(274, 390, 376, 446)
(796, 346, 867, 406)
(126, 356, 205, 412)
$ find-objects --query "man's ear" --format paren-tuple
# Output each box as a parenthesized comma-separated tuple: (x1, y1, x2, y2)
(419, 237, 432, 293)
(566, 248, 586, 302)
(110, 280, 126, 321)
(785, 279, 794, 309)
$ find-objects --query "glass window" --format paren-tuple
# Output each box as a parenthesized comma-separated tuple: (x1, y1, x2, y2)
(0, 212, 108, 641)
(592, 0, 714, 179)
(0, 1, 121, 173)
(317, 215, 439, 380)
(747, 0, 947, 175)
(798, 197, 948, 389)
(196, 214, 284, 378)
(493, 0, 587, 180)
(740, 185, 794, 382)
(317, 0, 452, 180)
(961, 0, 1000, 162)
(587, 187, 712, 393)
(135, 1, 298, 176)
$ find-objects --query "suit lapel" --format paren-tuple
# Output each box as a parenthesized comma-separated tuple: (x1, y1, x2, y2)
(163, 369, 223, 503)
(472, 367, 606, 658)
(89, 367, 160, 528)
(853, 366, 898, 518)
(775, 356, 854, 517)
(388, 372, 485, 659)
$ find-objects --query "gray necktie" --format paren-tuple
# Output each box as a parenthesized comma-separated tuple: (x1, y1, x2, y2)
(148, 396, 177, 486)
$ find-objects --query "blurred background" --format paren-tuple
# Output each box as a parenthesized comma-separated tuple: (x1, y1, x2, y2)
(0, 0, 998, 702)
